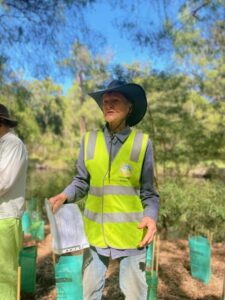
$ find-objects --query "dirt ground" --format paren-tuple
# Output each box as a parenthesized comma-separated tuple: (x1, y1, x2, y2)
(21, 226, 225, 300)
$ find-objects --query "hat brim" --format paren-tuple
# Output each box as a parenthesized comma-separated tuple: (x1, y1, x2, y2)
(88, 83, 147, 126)
(0, 116, 18, 127)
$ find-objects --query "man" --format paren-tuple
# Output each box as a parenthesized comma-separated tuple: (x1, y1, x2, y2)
(49, 80, 159, 300)
(0, 104, 28, 299)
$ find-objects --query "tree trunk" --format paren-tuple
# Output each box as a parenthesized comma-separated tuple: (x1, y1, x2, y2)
(77, 71, 87, 135)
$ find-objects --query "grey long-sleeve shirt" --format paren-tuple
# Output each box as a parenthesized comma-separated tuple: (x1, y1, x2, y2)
(63, 126, 159, 259)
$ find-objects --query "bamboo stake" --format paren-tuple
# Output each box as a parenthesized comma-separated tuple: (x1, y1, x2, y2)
(222, 271, 225, 300)
(206, 230, 213, 246)
(50, 222, 56, 265)
(52, 252, 56, 265)
(155, 235, 160, 275)
(151, 235, 156, 273)
(17, 266, 21, 300)
(209, 232, 213, 246)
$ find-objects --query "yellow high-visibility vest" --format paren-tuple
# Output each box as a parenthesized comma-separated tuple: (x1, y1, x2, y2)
(84, 130, 148, 249)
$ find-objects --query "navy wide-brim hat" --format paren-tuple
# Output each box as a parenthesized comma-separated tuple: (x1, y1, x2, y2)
(88, 80, 148, 126)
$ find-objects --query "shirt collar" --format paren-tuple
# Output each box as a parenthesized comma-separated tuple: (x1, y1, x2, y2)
(0, 131, 11, 142)
(103, 124, 131, 143)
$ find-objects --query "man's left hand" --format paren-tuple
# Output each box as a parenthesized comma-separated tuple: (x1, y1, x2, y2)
(138, 216, 157, 247)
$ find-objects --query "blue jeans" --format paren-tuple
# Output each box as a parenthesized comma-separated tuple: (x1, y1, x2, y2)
(82, 248, 147, 300)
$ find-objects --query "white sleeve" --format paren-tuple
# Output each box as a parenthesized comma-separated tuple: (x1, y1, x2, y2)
(0, 141, 27, 196)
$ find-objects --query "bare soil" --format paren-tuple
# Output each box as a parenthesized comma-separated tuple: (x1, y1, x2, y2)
(21, 226, 225, 300)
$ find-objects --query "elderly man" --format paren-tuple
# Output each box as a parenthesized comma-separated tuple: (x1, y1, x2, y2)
(0, 104, 28, 299)
(50, 80, 159, 300)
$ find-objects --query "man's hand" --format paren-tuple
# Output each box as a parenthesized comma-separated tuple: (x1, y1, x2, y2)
(138, 216, 157, 247)
(48, 193, 67, 213)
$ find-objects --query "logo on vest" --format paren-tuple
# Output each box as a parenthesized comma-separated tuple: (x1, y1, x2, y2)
(120, 163, 133, 177)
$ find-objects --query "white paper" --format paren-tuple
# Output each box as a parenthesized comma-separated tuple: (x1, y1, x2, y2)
(45, 199, 89, 254)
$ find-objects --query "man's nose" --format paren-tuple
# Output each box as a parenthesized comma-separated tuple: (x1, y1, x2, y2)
(105, 102, 114, 109)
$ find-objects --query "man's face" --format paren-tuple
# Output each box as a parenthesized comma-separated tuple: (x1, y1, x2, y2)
(102, 92, 132, 128)
(0, 121, 8, 137)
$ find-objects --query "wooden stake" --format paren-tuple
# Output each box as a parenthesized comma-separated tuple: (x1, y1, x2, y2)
(52, 252, 56, 265)
(156, 235, 160, 275)
(209, 232, 213, 246)
(151, 235, 156, 273)
(206, 230, 213, 246)
(222, 271, 225, 300)
(17, 266, 21, 300)
(207, 230, 210, 240)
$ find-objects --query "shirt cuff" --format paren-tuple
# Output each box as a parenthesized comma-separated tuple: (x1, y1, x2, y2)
(63, 187, 75, 203)
(143, 207, 158, 222)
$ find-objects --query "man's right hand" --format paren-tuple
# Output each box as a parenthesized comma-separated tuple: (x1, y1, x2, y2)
(48, 193, 68, 213)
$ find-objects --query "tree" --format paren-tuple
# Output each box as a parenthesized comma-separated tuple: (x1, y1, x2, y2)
(61, 42, 109, 135)
(0, 0, 102, 75)
(112, 0, 179, 55)
(172, 0, 225, 101)
(115, 0, 225, 101)
(28, 78, 65, 135)
(0, 77, 40, 145)
(120, 69, 225, 175)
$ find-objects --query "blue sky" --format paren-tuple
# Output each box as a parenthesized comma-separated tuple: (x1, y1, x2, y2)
(86, 2, 146, 64)
(84, 1, 173, 70)
(52, 1, 170, 92)
(5, 0, 180, 91)
(57, 0, 177, 92)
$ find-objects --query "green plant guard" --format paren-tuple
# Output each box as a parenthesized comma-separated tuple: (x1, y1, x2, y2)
(21, 211, 31, 234)
(147, 271, 158, 300)
(30, 219, 45, 240)
(189, 236, 211, 284)
(55, 255, 83, 300)
(146, 237, 159, 300)
(19, 246, 37, 293)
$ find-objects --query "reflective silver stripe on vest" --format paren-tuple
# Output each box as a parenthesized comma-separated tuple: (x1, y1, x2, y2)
(89, 186, 140, 196)
(87, 131, 97, 160)
(84, 208, 143, 223)
(130, 132, 144, 162)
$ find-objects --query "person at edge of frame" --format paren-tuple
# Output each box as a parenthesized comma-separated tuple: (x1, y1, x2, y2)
(49, 79, 159, 300)
(0, 103, 28, 299)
